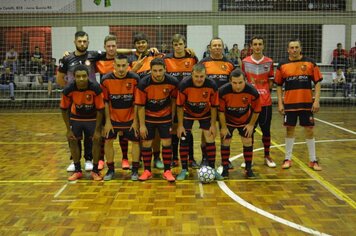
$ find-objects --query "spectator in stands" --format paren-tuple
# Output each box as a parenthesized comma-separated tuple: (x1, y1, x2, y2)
(240, 43, 252, 60)
(19, 48, 31, 74)
(332, 43, 348, 71)
(203, 45, 210, 58)
(30, 46, 43, 74)
(224, 44, 229, 55)
(44, 58, 57, 97)
(0, 67, 15, 100)
(331, 68, 345, 97)
(344, 67, 354, 97)
(349, 41, 356, 68)
(4, 46, 18, 74)
(160, 43, 170, 54)
(227, 43, 242, 67)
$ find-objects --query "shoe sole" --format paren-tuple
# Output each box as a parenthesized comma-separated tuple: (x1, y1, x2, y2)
(139, 176, 152, 181)
(163, 177, 175, 182)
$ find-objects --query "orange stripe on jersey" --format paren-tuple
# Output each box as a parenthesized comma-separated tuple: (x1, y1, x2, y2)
(219, 83, 261, 127)
(177, 77, 219, 119)
(101, 71, 139, 124)
(274, 57, 323, 111)
(164, 54, 198, 81)
(96, 59, 114, 76)
(199, 57, 235, 88)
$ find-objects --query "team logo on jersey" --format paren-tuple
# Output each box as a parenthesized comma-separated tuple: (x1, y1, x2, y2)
(85, 60, 91, 66)
(242, 97, 248, 104)
(126, 83, 132, 90)
(301, 64, 307, 71)
(184, 62, 190, 68)
(163, 88, 170, 95)
(202, 91, 209, 99)
(86, 94, 92, 101)
(221, 64, 227, 71)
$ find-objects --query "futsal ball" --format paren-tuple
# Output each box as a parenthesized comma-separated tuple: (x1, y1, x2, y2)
(198, 166, 215, 184)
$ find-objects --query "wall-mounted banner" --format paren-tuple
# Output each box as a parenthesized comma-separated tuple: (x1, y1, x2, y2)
(218, 0, 346, 11)
(0, 0, 76, 13)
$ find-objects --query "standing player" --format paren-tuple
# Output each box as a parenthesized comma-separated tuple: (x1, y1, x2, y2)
(275, 39, 322, 171)
(241, 36, 276, 168)
(101, 54, 141, 181)
(163, 34, 199, 169)
(135, 58, 178, 182)
(176, 64, 224, 181)
(219, 69, 261, 178)
(199, 37, 235, 167)
(60, 65, 104, 181)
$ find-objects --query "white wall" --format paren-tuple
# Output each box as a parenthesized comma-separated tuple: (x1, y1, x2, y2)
(353, 0, 356, 11)
(83, 26, 110, 52)
(351, 25, 356, 48)
(218, 25, 245, 51)
(51, 27, 76, 62)
(322, 25, 346, 64)
(187, 26, 213, 61)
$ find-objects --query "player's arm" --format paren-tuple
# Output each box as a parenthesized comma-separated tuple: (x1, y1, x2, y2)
(209, 107, 217, 138)
(171, 98, 176, 121)
(312, 82, 321, 114)
(61, 109, 75, 140)
(103, 102, 114, 138)
(244, 112, 259, 138)
(93, 109, 104, 141)
(218, 111, 230, 140)
(130, 105, 139, 137)
(276, 86, 284, 115)
(56, 71, 67, 88)
(176, 106, 186, 139)
(137, 105, 148, 139)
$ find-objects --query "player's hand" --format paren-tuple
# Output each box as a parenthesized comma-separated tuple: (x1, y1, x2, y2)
(63, 51, 70, 57)
(185, 48, 196, 57)
(176, 125, 186, 139)
(130, 121, 140, 138)
(220, 127, 230, 140)
(66, 130, 76, 141)
(149, 47, 159, 55)
(104, 122, 114, 139)
(132, 54, 147, 72)
(139, 125, 148, 139)
(312, 101, 320, 114)
(209, 123, 217, 138)
(278, 102, 285, 115)
(243, 124, 254, 138)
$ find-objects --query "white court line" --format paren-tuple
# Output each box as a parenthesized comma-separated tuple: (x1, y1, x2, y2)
(315, 118, 356, 135)
(54, 184, 68, 198)
(197, 169, 205, 198)
(218, 181, 331, 236)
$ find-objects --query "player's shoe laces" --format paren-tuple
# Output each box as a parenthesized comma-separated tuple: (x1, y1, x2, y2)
(121, 159, 130, 170)
(68, 171, 83, 181)
(66, 162, 75, 172)
(309, 161, 322, 171)
(91, 171, 103, 181)
(139, 170, 152, 181)
(103, 169, 115, 181)
(163, 170, 175, 182)
(282, 159, 292, 169)
(265, 156, 276, 168)
(84, 160, 93, 171)
(176, 169, 189, 181)
(98, 160, 105, 170)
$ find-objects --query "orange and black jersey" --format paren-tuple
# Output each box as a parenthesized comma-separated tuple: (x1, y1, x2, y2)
(128, 52, 164, 78)
(101, 71, 139, 127)
(199, 56, 235, 88)
(135, 74, 179, 123)
(58, 50, 105, 82)
(163, 53, 198, 82)
(177, 77, 219, 120)
(60, 81, 105, 121)
(96, 57, 114, 80)
(274, 56, 323, 111)
(219, 83, 261, 127)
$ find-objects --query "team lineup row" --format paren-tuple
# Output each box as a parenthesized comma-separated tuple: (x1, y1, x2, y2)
(57, 31, 322, 183)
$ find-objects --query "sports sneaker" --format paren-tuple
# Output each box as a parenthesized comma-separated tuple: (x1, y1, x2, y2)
(98, 160, 105, 170)
(154, 158, 164, 169)
(189, 160, 200, 169)
(91, 171, 103, 181)
(68, 171, 83, 181)
(163, 170, 175, 182)
(122, 159, 130, 170)
(176, 169, 189, 181)
(139, 170, 152, 181)
(282, 159, 292, 169)
(84, 160, 93, 171)
(221, 169, 229, 179)
(309, 161, 322, 171)
(245, 169, 256, 179)
(265, 157, 276, 168)
(240, 162, 253, 168)
(103, 169, 115, 181)
(214, 170, 225, 181)
(228, 160, 234, 169)
(171, 160, 179, 168)
(131, 172, 139, 181)
(66, 162, 75, 172)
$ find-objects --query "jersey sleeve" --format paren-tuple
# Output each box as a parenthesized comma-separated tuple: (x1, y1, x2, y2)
(60, 93, 71, 110)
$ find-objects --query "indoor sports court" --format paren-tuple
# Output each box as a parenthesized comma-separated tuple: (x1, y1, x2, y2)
(0, 1, 355, 235)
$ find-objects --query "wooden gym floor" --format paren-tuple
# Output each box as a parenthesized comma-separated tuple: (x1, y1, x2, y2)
(0, 106, 355, 236)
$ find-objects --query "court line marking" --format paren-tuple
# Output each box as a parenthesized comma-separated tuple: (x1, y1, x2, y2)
(54, 184, 68, 198)
(196, 169, 205, 198)
(218, 181, 331, 236)
(315, 117, 356, 135)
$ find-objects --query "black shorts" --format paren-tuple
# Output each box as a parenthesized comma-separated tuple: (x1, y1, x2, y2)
(70, 120, 96, 139)
(184, 117, 211, 131)
(145, 122, 172, 140)
(106, 127, 139, 142)
(225, 125, 255, 139)
(284, 110, 315, 127)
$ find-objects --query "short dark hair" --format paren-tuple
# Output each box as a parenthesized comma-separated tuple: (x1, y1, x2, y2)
(115, 54, 128, 61)
(250, 36, 264, 45)
(73, 64, 89, 76)
(133, 32, 148, 44)
(210, 37, 224, 46)
(150, 58, 165, 69)
(75, 31, 88, 39)
(104, 34, 117, 44)
(171, 34, 186, 45)
(230, 68, 245, 81)
(193, 63, 206, 73)
(288, 38, 302, 47)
